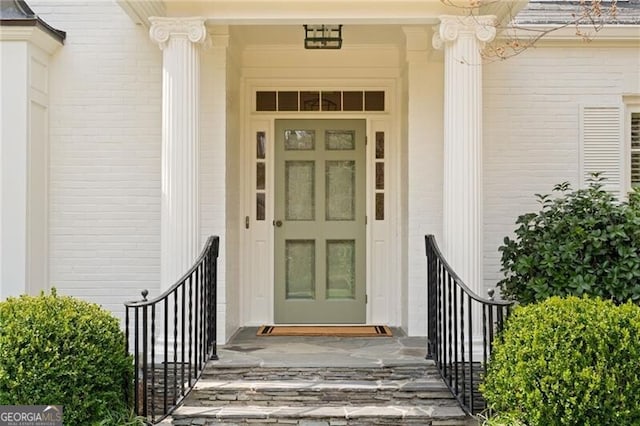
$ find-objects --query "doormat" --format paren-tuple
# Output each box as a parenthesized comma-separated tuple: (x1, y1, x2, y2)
(257, 325, 393, 337)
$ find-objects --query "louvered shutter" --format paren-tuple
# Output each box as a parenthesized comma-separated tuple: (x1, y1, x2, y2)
(631, 112, 640, 188)
(580, 106, 622, 196)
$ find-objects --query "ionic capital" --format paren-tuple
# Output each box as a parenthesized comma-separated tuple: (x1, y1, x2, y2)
(432, 15, 496, 50)
(149, 17, 207, 50)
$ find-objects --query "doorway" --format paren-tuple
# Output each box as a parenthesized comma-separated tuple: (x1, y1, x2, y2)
(274, 119, 367, 323)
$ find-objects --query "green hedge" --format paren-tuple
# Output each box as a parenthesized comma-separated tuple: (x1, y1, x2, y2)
(498, 176, 640, 304)
(482, 296, 640, 426)
(0, 289, 134, 425)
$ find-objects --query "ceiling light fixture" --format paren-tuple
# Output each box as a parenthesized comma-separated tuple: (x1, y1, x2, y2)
(303, 25, 343, 49)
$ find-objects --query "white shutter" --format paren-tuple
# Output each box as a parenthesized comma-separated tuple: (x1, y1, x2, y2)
(580, 106, 622, 196)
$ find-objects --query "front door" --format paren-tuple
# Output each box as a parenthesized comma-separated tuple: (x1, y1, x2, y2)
(274, 119, 366, 323)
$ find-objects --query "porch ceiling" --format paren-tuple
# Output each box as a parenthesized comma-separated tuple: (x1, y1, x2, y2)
(118, 0, 528, 28)
(234, 24, 406, 48)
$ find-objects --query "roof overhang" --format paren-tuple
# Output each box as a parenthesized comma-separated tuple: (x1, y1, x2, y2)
(0, 0, 65, 48)
(0, 24, 63, 53)
(500, 24, 640, 42)
(117, 0, 166, 27)
(481, 0, 530, 28)
(118, 0, 528, 27)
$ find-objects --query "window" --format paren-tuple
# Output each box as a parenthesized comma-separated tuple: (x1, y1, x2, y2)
(256, 131, 267, 220)
(629, 110, 640, 188)
(255, 90, 385, 112)
(623, 96, 640, 193)
(374, 131, 385, 220)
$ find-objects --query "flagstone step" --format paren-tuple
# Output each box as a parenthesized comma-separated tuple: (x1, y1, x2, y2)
(164, 330, 473, 425)
(201, 364, 441, 382)
(184, 379, 457, 407)
(170, 404, 470, 425)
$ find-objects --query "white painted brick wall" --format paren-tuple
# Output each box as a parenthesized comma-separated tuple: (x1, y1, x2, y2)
(483, 45, 640, 295)
(30, 1, 162, 322)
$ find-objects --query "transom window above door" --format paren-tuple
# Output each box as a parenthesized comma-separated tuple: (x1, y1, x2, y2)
(256, 90, 385, 112)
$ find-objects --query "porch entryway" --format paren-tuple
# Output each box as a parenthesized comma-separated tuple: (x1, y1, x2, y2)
(274, 119, 367, 323)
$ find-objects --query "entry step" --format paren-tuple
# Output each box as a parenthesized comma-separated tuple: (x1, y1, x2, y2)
(171, 404, 469, 425)
(185, 378, 455, 407)
(202, 364, 440, 381)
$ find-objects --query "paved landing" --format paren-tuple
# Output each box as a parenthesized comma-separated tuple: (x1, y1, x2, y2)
(215, 327, 432, 368)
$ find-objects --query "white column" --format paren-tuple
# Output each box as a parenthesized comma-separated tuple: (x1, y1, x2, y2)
(150, 17, 206, 290)
(433, 15, 495, 295)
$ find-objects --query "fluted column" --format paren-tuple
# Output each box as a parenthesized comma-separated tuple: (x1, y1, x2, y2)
(150, 17, 206, 289)
(433, 15, 496, 295)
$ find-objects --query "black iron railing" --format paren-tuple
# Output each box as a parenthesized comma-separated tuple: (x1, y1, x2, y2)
(425, 235, 513, 415)
(125, 236, 219, 423)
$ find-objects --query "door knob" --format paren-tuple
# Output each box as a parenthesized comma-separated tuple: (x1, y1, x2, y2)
(274, 220, 283, 227)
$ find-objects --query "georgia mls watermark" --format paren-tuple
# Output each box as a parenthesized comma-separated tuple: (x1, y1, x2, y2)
(0, 406, 62, 426)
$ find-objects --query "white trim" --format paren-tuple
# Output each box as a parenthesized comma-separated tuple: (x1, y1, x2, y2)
(0, 26, 63, 55)
(0, 39, 52, 299)
(240, 78, 401, 326)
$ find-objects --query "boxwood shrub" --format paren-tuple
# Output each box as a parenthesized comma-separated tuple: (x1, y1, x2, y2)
(482, 296, 640, 426)
(0, 289, 134, 425)
(498, 176, 640, 305)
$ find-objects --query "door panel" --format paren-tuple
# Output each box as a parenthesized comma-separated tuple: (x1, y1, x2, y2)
(274, 119, 366, 323)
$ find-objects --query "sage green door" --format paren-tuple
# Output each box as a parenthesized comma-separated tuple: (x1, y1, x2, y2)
(274, 119, 366, 324)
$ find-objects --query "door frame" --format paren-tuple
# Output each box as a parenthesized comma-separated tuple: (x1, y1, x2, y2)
(239, 79, 401, 326)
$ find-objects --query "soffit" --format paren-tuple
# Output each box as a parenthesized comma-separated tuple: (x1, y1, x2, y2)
(119, 0, 527, 27)
(166, 0, 447, 24)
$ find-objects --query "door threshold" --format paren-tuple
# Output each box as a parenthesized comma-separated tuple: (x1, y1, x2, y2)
(257, 325, 393, 337)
